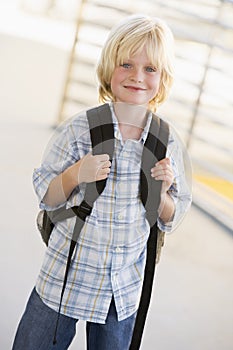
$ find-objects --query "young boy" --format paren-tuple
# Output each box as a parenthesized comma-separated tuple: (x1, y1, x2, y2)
(12, 14, 191, 350)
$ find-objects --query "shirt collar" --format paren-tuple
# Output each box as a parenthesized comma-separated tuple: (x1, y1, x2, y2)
(141, 112, 152, 144)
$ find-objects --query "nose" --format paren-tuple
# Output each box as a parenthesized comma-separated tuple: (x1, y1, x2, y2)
(129, 68, 143, 83)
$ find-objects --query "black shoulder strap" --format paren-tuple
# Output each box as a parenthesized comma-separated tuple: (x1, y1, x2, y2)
(85, 103, 115, 203)
(130, 115, 169, 350)
(53, 104, 114, 344)
(141, 115, 169, 227)
(62, 103, 115, 245)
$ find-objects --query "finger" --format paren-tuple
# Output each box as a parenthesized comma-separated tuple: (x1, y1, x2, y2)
(151, 164, 173, 176)
(153, 174, 173, 184)
(152, 165, 172, 173)
(155, 173, 172, 180)
(100, 167, 111, 175)
(152, 172, 172, 180)
(98, 168, 111, 180)
(155, 157, 170, 167)
(102, 161, 111, 169)
(97, 154, 110, 162)
(155, 162, 171, 172)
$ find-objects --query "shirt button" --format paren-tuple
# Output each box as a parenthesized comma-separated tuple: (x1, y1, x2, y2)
(115, 247, 122, 253)
(118, 214, 123, 220)
(123, 151, 128, 156)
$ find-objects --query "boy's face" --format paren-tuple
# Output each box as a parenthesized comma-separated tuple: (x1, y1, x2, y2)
(110, 47, 161, 107)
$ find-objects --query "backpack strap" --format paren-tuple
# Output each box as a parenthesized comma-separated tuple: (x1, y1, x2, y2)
(129, 116, 169, 350)
(84, 103, 115, 204)
(53, 104, 114, 344)
(141, 115, 169, 227)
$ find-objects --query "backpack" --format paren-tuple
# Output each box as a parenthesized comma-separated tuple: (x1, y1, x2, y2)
(36, 103, 169, 349)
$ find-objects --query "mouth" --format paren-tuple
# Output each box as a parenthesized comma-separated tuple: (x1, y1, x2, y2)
(124, 85, 146, 92)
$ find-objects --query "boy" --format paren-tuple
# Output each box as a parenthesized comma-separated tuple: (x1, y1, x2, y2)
(13, 14, 191, 350)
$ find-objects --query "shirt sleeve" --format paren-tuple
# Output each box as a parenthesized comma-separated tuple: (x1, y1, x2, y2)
(32, 117, 82, 211)
(157, 126, 192, 233)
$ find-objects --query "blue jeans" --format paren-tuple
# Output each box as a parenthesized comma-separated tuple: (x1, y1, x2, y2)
(12, 288, 137, 350)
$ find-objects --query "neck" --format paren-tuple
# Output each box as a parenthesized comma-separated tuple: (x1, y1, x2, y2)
(113, 103, 148, 129)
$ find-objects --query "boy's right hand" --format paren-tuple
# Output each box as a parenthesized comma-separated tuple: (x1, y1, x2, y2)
(77, 153, 111, 184)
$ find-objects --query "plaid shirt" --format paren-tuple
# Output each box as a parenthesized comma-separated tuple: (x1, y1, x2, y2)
(33, 104, 191, 323)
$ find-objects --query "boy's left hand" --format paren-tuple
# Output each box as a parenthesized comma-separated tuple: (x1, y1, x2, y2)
(151, 157, 174, 193)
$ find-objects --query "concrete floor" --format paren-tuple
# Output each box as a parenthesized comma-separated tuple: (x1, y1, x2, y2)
(0, 119, 233, 350)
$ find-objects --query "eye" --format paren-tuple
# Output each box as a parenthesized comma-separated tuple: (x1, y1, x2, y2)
(121, 63, 131, 69)
(145, 66, 157, 73)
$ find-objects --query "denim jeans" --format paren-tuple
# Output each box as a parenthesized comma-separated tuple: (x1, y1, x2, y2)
(12, 288, 137, 350)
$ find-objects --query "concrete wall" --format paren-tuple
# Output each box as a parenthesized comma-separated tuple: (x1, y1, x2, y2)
(0, 8, 74, 125)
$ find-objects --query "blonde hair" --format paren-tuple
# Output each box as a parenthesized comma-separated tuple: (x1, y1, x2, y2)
(96, 14, 175, 112)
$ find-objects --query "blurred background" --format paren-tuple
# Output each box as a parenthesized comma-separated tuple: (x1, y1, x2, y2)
(0, 0, 232, 349)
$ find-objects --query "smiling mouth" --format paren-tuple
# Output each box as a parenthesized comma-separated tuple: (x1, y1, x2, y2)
(124, 85, 146, 91)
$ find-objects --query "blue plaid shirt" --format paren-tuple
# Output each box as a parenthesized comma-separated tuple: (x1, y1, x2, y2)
(33, 104, 191, 323)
